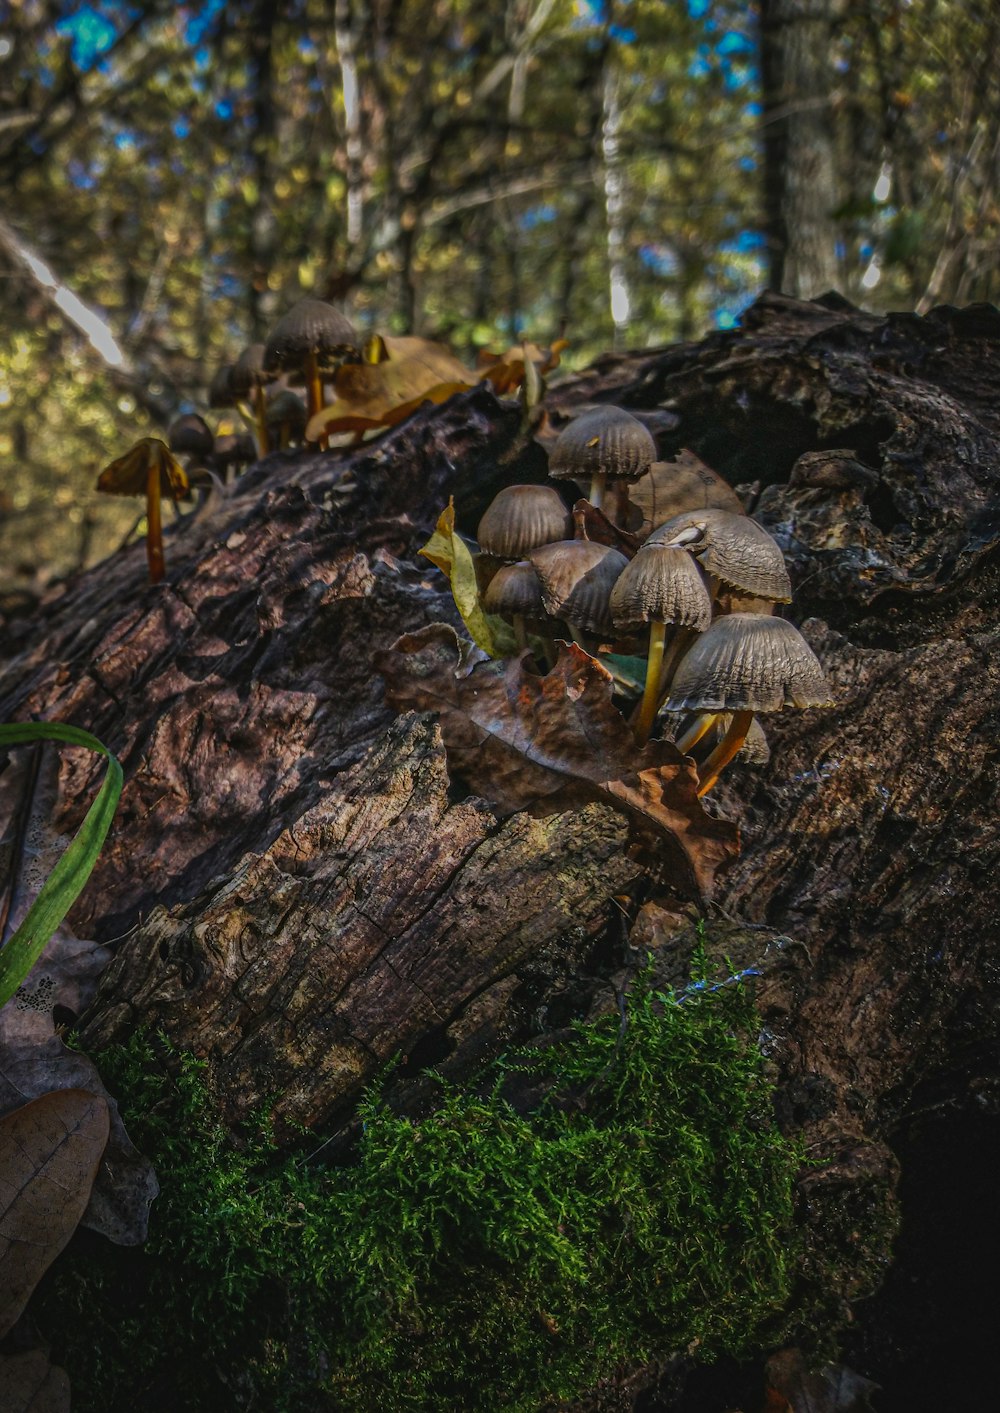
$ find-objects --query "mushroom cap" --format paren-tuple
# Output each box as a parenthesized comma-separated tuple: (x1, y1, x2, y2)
(229, 343, 268, 396)
(549, 406, 656, 484)
(477, 484, 573, 560)
(96, 438, 189, 498)
(646, 508, 792, 603)
(264, 389, 308, 432)
(609, 544, 713, 633)
(527, 539, 628, 634)
(483, 561, 546, 618)
(212, 432, 257, 469)
(168, 413, 214, 457)
(264, 298, 358, 373)
(666, 613, 834, 713)
(208, 362, 235, 409)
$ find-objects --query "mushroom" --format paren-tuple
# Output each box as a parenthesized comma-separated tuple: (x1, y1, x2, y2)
(646, 508, 792, 606)
(609, 544, 713, 745)
(265, 389, 308, 449)
(528, 539, 628, 645)
(212, 431, 257, 483)
(666, 613, 833, 795)
(476, 485, 573, 561)
(229, 343, 270, 454)
(483, 560, 549, 654)
(548, 406, 656, 520)
(167, 413, 214, 463)
(263, 297, 359, 429)
(96, 437, 189, 584)
(208, 362, 236, 410)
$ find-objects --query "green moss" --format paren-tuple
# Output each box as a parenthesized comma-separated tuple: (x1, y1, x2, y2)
(39, 975, 800, 1412)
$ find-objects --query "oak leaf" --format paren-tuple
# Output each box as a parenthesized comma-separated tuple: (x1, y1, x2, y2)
(376, 625, 739, 898)
(0, 1351, 70, 1413)
(0, 1088, 109, 1336)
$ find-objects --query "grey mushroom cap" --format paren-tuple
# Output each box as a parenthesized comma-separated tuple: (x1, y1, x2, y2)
(483, 561, 546, 618)
(265, 389, 308, 432)
(646, 508, 792, 603)
(666, 613, 834, 713)
(548, 406, 656, 484)
(264, 298, 358, 373)
(528, 540, 629, 634)
(208, 363, 235, 408)
(477, 485, 573, 560)
(168, 413, 214, 457)
(609, 544, 713, 633)
(229, 343, 268, 396)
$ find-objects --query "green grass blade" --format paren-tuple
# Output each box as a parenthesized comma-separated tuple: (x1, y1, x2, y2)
(0, 722, 124, 1007)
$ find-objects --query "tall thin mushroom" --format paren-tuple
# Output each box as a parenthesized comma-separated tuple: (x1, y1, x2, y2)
(609, 544, 713, 745)
(96, 438, 189, 585)
(548, 406, 656, 520)
(666, 613, 833, 795)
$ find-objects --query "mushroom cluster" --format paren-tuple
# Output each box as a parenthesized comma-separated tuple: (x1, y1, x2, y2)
(471, 403, 833, 795)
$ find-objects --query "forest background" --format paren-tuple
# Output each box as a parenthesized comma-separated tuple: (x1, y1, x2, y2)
(1, 0, 998, 588)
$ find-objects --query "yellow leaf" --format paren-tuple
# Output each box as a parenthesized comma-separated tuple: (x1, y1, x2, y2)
(418, 499, 498, 656)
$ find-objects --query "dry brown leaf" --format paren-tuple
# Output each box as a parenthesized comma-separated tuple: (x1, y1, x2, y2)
(376, 625, 738, 898)
(765, 1349, 879, 1413)
(0, 1088, 109, 1336)
(0, 1351, 71, 1413)
(632, 451, 744, 539)
(0, 744, 159, 1246)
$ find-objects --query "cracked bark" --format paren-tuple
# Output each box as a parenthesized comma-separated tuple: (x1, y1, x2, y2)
(2, 293, 999, 1402)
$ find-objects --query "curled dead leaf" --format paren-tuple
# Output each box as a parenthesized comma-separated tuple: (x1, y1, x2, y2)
(376, 625, 739, 898)
(0, 1350, 70, 1413)
(0, 1088, 110, 1336)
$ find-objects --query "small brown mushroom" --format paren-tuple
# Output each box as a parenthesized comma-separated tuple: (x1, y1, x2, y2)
(477, 485, 573, 561)
(96, 437, 189, 584)
(646, 508, 792, 605)
(483, 560, 549, 654)
(666, 612, 833, 794)
(609, 544, 713, 744)
(212, 432, 257, 482)
(230, 343, 270, 454)
(548, 406, 656, 519)
(528, 539, 628, 643)
(263, 298, 359, 430)
(265, 389, 308, 449)
(167, 413, 214, 461)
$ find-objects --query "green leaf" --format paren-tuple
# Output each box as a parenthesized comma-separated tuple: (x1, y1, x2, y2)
(598, 653, 648, 696)
(0, 723, 123, 1008)
(418, 498, 499, 656)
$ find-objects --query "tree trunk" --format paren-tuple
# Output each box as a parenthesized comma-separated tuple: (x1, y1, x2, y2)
(4, 294, 1000, 1404)
(759, 0, 842, 297)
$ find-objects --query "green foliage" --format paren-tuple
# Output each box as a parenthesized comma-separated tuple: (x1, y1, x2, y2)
(40, 977, 800, 1412)
(0, 722, 122, 1004)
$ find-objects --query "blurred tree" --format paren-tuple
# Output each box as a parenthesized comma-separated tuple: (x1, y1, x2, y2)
(0, 0, 997, 587)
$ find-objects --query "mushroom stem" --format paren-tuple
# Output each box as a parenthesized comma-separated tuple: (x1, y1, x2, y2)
(513, 613, 528, 652)
(305, 349, 329, 449)
(675, 711, 717, 756)
(145, 463, 165, 584)
(254, 385, 269, 456)
(696, 709, 754, 796)
(656, 626, 697, 703)
(588, 471, 607, 510)
(611, 481, 630, 527)
(635, 619, 667, 746)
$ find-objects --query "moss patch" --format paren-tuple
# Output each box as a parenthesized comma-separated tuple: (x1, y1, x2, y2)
(39, 976, 800, 1412)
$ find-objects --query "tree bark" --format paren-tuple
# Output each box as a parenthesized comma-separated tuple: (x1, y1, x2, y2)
(759, 0, 842, 297)
(4, 294, 1000, 1402)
